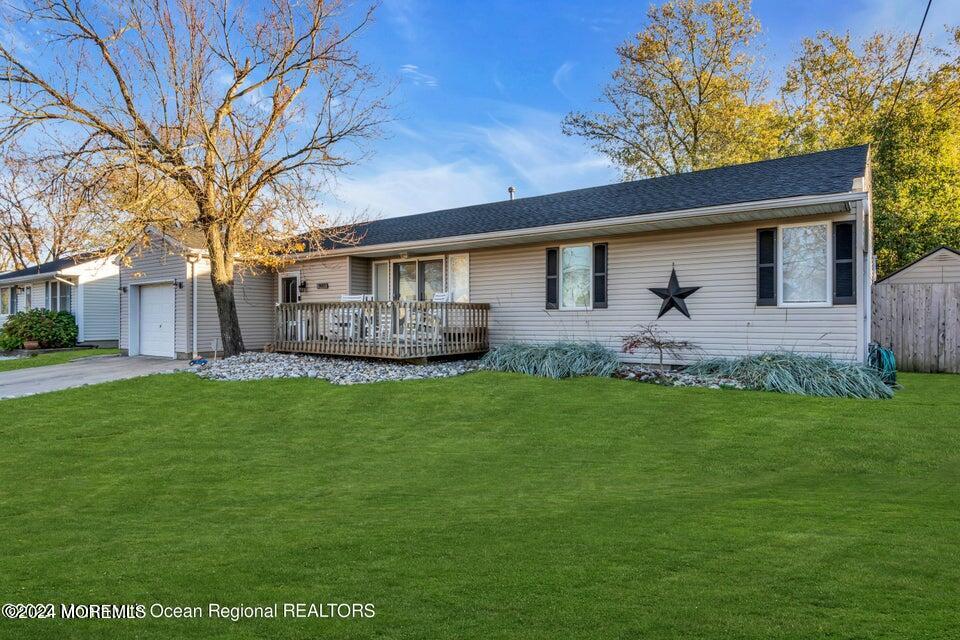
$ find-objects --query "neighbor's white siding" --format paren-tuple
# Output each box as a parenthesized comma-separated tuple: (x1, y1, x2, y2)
(882, 248, 960, 284)
(467, 212, 862, 364)
(119, 243, 188, 353)
(62, 257, 120, 342)
(2, 277, 79, 323)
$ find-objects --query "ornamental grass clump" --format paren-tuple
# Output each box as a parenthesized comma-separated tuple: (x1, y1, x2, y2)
(684, 352, 895, 399)
(481, 342, 620, 379)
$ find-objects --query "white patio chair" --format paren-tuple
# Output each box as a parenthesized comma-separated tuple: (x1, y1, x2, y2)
(335, 294, 372, 340)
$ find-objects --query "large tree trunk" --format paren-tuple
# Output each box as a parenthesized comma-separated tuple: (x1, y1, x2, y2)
(210, 273, 245, 357)
(205, 226, 245, 357)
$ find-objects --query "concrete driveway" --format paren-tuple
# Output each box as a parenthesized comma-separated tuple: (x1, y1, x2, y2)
(0, 356, 188, 399)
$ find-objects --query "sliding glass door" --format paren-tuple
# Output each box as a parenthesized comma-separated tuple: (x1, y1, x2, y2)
(393, 261, 418, 301)
(418, 259, 444, 301)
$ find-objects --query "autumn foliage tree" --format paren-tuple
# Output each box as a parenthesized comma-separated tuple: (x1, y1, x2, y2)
(0, 0, 385, 354)
(566, 0, 960, 275)
(780, 29, 960, 274)
(563, 0, 782, 178)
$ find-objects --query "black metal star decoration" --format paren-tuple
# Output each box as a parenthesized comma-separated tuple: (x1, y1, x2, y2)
(649, 267, 700, 318)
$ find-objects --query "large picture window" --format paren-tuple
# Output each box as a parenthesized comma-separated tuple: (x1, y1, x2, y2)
(560, 244, 592, 310)
(779, 223, 829, 305)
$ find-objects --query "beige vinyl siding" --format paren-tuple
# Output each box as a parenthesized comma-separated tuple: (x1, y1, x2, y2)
(348, 257, 372, 295)
(468, 213, 862, 364)
(119, 244, 188, 352)
(291, 256, 351, 302)
(882, 248, 960, 284)
(191, 261, 276, 353)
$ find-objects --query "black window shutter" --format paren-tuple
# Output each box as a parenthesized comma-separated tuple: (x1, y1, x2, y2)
(545, 247, 559, 309)
(757, 228, 777, 306)
(833, 221, 856, 305)
(592, 243, 608, 308)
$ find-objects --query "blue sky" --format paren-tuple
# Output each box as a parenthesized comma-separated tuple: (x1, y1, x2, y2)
(329, 0, 960, 219)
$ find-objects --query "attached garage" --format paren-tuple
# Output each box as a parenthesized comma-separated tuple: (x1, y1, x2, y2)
(119, 229, 277, 359)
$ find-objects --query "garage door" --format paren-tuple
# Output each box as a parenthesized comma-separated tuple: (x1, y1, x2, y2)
(139, 284, 175, 358)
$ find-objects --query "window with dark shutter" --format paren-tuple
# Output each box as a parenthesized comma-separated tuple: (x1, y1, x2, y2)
(545, 247, 559, 309)
(757, 228, 777, 306)
(833, 221, 856, 304)
(592, 243, 608, 308)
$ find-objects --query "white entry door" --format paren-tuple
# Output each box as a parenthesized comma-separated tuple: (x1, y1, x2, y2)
(139, 284, 175, 358)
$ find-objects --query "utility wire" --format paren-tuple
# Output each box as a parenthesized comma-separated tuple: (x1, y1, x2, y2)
(876, 0, 933, 144)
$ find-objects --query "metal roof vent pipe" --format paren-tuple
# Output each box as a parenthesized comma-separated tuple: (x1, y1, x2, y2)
(507, 186, 516, 200)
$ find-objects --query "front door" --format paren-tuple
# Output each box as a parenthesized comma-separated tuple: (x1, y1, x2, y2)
(280, 275, 299, 303)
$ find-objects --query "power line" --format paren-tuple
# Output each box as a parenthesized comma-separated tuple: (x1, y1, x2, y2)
(876, 0, 933, 144)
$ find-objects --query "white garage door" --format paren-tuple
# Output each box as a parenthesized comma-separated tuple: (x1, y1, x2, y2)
(139, 284, 175, 358)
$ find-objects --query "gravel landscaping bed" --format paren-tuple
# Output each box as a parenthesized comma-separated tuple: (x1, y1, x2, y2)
(192, 351, 480, 385)
(615, 364, 746, 390)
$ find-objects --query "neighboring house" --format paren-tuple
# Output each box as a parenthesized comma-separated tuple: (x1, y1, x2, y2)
(0, 253, 120, 347)
(118, 230, 275, 359)
(121, 145, 874, 364)
(875, 246, 960, 285)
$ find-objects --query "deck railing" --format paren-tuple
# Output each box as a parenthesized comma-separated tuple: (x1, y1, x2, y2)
(273, 301, 490, 359)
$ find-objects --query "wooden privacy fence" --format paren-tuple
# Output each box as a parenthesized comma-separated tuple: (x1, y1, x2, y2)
(872, 282, 960, 373)
(273, 300, 490, 360)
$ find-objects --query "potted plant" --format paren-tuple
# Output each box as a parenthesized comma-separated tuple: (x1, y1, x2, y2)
(23, 339, 40, 350)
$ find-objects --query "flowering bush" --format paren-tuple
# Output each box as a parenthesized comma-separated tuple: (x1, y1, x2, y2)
(1, 309, 78, 348)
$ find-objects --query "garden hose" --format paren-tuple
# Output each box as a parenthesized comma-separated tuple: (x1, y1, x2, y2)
(868, 342, 897, 385)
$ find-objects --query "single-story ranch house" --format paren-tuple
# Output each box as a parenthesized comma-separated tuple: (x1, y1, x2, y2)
(120, 145, 874, 365)
(0, 253, 120, 347)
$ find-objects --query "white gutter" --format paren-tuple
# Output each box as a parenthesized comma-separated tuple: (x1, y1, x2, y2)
(289, 191, 868, 259)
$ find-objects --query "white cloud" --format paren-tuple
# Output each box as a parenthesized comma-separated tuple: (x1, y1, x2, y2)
(383, 0, 418, 43)
(326, 105, 618, 219)
(552, 61, 576, 99)
(329, 156, 503, 219)
(399, 64, 439, 87)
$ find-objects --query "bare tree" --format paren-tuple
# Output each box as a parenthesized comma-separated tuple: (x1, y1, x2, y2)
(622, 323, 696, 370)
(0, 0, 386, 354)
(0, 151, 96, 270)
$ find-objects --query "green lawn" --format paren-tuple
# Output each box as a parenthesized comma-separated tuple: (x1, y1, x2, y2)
(1, 371, 959, 639)
(0, 348, 120, 372)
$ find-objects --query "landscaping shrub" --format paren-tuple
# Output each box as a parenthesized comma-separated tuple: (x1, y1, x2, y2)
(0, 330, 22, 351)
(684, 352, 895, 399)
(1, 309, 79, 348)
(481, 342, 620, 379)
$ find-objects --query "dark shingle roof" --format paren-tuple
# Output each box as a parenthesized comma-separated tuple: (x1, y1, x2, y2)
(0, 252, 99, 282)
(340, 145, 868, 249)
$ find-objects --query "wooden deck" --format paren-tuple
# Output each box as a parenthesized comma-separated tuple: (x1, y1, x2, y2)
(273, 301, 491, 359)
